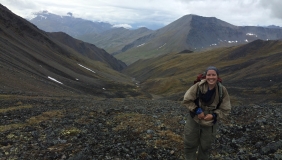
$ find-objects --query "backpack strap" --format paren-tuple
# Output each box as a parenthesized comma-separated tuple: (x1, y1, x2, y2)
(190, 85, 200, 118)
(195, 82, 223, 109)
(216, 82, 223, 109)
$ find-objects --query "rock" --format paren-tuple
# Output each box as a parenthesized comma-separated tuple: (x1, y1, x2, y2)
(1, 98, 281, 159)
(147, 130, 154, 134)
(261, 140, 282, 154)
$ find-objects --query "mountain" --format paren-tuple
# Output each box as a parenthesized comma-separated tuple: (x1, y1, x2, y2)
(123, 39, 282, 104)
(48, 32, 126, 71)
(28, 12, 282, 64)
(115, 14, 282, 64)
(29, 11, 113, 37)
(0, 4, 144, 98)
(28, 12, 282, 65)
(29, 11, 153, 54)
(77, 27, 153, 54)
(265, 25, 281, 29)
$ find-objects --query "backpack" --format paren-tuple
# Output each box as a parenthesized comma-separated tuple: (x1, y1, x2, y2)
(194, 72, 223, 109)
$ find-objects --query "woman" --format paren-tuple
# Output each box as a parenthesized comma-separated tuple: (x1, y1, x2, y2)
(183, 66, 231, 160)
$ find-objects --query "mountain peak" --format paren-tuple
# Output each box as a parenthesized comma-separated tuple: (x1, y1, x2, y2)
(41, 10, 49, 14)
(29, 11, 113, 35)
(33, 10, 50, 16)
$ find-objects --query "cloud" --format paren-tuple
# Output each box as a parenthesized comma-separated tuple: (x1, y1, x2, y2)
(259, 0, 282, 19)
(112, 24, 132, 29)
(1, 0, 282, 29)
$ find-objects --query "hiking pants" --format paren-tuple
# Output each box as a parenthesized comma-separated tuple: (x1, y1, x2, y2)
(184, 115, 218, 160)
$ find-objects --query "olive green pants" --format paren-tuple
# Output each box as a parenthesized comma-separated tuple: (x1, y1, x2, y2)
(184, 115, 218, 160)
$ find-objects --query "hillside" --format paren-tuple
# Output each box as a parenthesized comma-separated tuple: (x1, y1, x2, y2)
(117, 15, 282, 64)
(77, 27, 153, 54)
(28, 12, 282, 65)
(123, 39, 282, 104)
(48, 32, 126, 71)
(0, 4, 145, 98)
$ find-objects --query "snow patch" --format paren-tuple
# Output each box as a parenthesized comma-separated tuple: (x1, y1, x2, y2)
(228, 41, 238, 43)
(137, 43, 145, 47)
(26, 14, 37, 20)
(78, 64, 96, 73)
(246, 33, 258, 37)
(113, 24, 132, 29)
(159, 43, 166, 48)
(39, 15, 47, 19)
(48, 76, 63, 84)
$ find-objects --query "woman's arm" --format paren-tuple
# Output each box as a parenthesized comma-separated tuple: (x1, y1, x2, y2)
(213, 86, 232, 121)
(183, 83, 199, 112)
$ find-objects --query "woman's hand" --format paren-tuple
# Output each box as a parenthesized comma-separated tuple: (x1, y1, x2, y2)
(197, 112, 205, 119)
(204, 114, 214, 121)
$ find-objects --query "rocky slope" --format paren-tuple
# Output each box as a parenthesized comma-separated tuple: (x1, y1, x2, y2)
(1, 96, 281, 159)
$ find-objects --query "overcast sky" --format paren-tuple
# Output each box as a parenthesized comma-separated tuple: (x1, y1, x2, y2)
(1, 0, 282, 30)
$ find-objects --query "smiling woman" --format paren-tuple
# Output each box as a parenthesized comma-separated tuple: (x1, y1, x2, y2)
(182, 66, 231, 160)
(205, 66, 219, 90)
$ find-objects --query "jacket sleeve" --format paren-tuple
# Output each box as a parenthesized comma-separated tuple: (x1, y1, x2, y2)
(213, 86, 231, 120)
(183, 83, 199, 112)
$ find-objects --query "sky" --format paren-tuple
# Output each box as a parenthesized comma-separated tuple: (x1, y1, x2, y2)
(1, 0, 282, 30)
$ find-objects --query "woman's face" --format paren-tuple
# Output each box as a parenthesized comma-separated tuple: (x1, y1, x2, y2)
(206, 70, 218, 86)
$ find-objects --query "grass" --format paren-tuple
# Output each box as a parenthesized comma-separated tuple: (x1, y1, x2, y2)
(113, 113, 154, 132)
(0, 108, 65, 132)
(0, 123, 26, 133)
(27, 110, 64, 124)
(112, 112, 184, 157)
(0, 105, 32, 113)
(123, 40, 282, 104)
(60, 127, 81, 136)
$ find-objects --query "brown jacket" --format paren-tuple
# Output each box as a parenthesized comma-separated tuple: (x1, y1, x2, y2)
(183, 79, 231, 126)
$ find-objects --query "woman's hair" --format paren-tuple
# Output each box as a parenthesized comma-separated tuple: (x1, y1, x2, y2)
(205, 66, 219, 76)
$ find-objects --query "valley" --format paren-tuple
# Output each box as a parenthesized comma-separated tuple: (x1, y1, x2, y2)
(1, 3, 282, 159)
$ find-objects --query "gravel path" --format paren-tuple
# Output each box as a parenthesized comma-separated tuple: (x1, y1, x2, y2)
(0, 97, 282, 159)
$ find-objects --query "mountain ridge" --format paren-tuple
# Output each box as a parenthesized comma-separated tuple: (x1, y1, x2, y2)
(28, 11, 282, 64)
(116, 14, 282, 64)
(48, 32, 127, 71)
(77, 27, 153, 54)
(123, 39, 282, 104)
(29, 10, 113, 36)
(0, 4, 145, 98)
